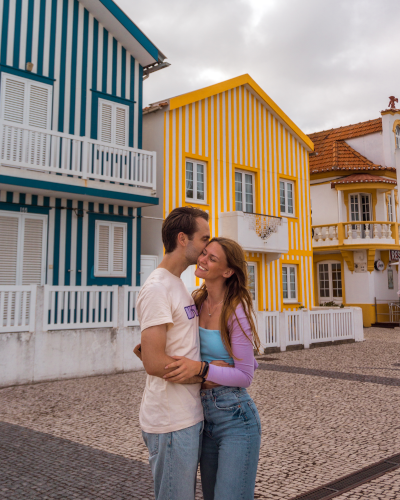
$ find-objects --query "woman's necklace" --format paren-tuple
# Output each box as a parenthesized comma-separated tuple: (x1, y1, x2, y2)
(207, 296, 224, 316)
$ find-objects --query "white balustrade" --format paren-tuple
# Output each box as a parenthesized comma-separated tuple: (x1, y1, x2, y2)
(0, 286, 36, 332)
(257, 311, 279, 348)
(0, 120, 156, 189)
(285, 311, 303, 345)
(123, 286, 142, 326)
(312, 225, 338, 245)
(43, 285, 118, 331)
(308, 309, 353, 342)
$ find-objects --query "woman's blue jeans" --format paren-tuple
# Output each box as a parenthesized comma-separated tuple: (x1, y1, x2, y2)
(200, 386, 261, 500)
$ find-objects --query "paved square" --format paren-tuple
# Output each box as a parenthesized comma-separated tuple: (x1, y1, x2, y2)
(1, 328, 400, 499)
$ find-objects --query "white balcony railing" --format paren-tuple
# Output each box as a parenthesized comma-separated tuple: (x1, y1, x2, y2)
(0, 285, 36, 332)
(312, 222, 398, 247)
(0, 120, 156, 189)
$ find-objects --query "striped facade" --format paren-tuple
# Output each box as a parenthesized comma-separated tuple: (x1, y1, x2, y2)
(148, 76, 314, 311)
(0, 0, 143, 146)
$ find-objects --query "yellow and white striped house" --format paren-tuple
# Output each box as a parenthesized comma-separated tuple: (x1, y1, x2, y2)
(141, 74, 315, 313)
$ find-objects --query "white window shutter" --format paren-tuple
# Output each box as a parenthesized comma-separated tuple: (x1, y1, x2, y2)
(0, 215, 19, 285)
(115, 106, 127, 146)
(21, 217, 45, 285)
(100, 102, 112, 143)
(2, 76, 25, 124)
(28, 84, 50, 129)
(112, 225, 125, 273)
(97, 224, 110, 273)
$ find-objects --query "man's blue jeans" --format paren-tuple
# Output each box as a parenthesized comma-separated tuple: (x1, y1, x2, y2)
(200, 386, 261, 500)
(142, 421, 203, 500)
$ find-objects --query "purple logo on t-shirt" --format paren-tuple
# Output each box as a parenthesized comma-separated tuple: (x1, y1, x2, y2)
(184, 305, 198, 320)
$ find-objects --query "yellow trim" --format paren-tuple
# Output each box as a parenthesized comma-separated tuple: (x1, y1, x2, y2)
(233, 163, 259, 174)
(335, 182, 396, 191)
(380, 250, 390, 270)
(313, 253, 346, 306)
(346, 304, 375, 327)
(246, 254, 263, 311)
(381, 109, 400, 116)
(278, 175, 299, 219)
(367, 248, 375, 272)
(311, 170, 397, 181)
(341, 250, 354, 272)
(393, 119, 400, 132)
(169, 74, 314, 151)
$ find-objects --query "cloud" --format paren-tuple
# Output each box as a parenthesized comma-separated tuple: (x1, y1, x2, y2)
(116, 0, 400, 133)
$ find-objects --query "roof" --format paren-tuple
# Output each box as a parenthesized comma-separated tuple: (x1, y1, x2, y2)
(308, 118, 393, 174)
(163, 74, 314, 151)
(79, 0, 166, 66)
(331, 173, 397, 188)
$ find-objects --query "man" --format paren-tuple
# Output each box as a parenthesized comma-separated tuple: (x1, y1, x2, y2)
(136, 206, 210, 500)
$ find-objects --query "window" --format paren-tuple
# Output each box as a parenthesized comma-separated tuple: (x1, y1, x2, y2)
(247, 262, 258, 308)
(396, 125, 400, 149)
(387, 195, 393, 222)
(280, 180, 294, 216)
(235, 170, 254, 213)
(95, 221, 127, 277)
(98, 99, 129, 146)
(349, 193, 371, 237)
(185, 161, 206, 202)
(0, 211, 47, 286)
(282, 264, 297, 302)
(318, 262, 342, 303)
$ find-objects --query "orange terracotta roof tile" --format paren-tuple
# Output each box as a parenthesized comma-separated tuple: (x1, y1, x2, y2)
(307, 118, 395, 174)
(331, 173, 397, 187)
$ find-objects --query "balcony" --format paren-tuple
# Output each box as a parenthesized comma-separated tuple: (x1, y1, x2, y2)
(0, 120, 157, 198)
(219, 211, 288, 256)
(312, 222, 399, 248)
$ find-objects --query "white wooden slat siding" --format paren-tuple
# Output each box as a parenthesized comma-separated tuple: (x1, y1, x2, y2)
(100, 101, 112, 143)
(28, 85, 50, 129)
(115, 106, 126, 146)
(21, 218, 44, 285)
(97, 224, 110, 273)
(112, 225, 124, 273)
(0, 215, 19, 285)
(3, 77, 25, 123)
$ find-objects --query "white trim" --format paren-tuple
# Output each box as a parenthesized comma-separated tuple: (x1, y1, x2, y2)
(94, 220, 127, 277)
(247, 261, 258, 310)
(98, 98, 129, 147)
(282, 263, 298, 303)
(279, 179, 295, 217)
(234, 169, 255, 213)
(185, 158, 207, 204)
(317, 260, 343, 305)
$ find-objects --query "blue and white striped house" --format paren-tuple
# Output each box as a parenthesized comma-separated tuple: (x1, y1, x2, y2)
(0, 0, 168, 290)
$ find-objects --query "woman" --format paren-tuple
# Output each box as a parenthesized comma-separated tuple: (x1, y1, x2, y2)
(164, 237, 262, 500)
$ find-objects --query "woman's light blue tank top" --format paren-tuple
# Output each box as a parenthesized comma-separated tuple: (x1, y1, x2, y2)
(199, 326, 234, 364)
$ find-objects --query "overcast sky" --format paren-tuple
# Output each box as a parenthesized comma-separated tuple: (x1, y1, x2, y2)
(116, 0, 400, 134)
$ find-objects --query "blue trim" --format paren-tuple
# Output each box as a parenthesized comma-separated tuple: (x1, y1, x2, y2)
(112, 37, 117, 96)
(0, 64, 56, 83)
(138, 65, 143, 149)
(69, 0, 80, 135)
(130, 56, 135, 147)
(102, 28, 108, 93)
(37, 0, 47, 74)
(0, 201, 49, 215)
(90, 90, 135, 147)
(136, 207, 141, 286)
(87, 213, 133, 286)
(13, 0, 22, 68)
(80, 9, 89, 136)
(92, 19, 99, 92)
(25, 0, 35, 64)
(130, 56, 135, 102)
(0, 175, 159, 205)
(49, 0, 58, 79)
(76, 200, 83, 285)
(19, 193, 25, 204)
(64, 200, 73, 285)
(58, 0, 69, 132)
(96, 0, 159, 62)
(53, 199, 62, 285)
(1, 0, 10, 65)
(121, 47, 126, 99)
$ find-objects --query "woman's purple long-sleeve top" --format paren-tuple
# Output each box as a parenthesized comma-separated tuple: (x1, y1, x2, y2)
(206, 304, 258, 388)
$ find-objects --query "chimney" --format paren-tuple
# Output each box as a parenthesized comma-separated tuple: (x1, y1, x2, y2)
(380, 96, 400, 169)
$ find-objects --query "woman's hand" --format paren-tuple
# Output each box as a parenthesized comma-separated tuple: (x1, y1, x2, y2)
(163, 357, 202, 383)
(133, 343, 142, 360)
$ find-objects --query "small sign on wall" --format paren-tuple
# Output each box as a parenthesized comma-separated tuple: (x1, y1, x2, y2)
(374, 260, 385, 272)
(388, 268, 394, 289)
(354, 263, 367, 273)
(389, 250, 400, 262)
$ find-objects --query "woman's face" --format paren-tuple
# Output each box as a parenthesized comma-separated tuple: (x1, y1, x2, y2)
(194, 241, 233, 281)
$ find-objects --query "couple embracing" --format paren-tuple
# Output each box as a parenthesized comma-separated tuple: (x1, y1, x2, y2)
(135, 206, 261, 500)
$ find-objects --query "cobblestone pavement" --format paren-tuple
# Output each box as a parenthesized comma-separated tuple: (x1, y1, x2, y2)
(1, 327, 400, 499)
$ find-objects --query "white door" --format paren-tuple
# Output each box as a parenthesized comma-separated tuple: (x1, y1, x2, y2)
(318, 261, 343, 304)
(247, 262, 258, 310)
(140, 255, 158, 286)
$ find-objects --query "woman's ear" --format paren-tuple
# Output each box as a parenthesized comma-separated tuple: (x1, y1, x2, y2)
(223, 268, 234, 278)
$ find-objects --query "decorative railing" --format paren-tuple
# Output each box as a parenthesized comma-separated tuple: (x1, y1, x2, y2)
(0, 120, 156, 189)
(285, 311, 303, 345)
(244, 212, 282, 243)
(312, 222, 398, 246)
(309, 309, 354, 341)
(0, 285, 36, 333)
(257, 311, 279, 348)
(43, 285, 118, 331)
(123, 286, 141, 326)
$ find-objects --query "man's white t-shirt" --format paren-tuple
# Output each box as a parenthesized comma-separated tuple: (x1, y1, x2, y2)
(136, 268, 203, 434)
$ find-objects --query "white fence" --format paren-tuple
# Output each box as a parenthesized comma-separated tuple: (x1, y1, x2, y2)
(0, 286, 36, 333)
(258, 307, 363, 351)
(0, 120, 156, 189)
(123, 286, 141, 326)
(43, 285, 118, 331)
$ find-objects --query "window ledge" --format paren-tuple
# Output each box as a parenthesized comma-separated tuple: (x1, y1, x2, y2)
(283, 300, 300, 304)
(185, 198, 209, 206)
(281, 214, 298, 219)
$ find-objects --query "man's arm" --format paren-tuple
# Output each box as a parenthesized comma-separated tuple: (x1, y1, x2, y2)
(141, 325, 202, 383)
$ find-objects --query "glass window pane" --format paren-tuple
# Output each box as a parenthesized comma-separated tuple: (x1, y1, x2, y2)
(196, 164, 204, 200)
(282, 267, 288, 299)
(290, 267, 296, 299)
(235, 172, 243, 211)
(186, 162, 194, 199)
(287, 183, 293, 214)
(245, 174, 253, 213)
(248, 264, 256, 300)
(280, 181, 286, 213)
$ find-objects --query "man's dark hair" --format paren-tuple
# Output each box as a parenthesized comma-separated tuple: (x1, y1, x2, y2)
(162, 206, 209, 253)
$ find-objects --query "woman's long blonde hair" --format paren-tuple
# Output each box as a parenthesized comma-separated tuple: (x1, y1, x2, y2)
(193, 237, 261, 358)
